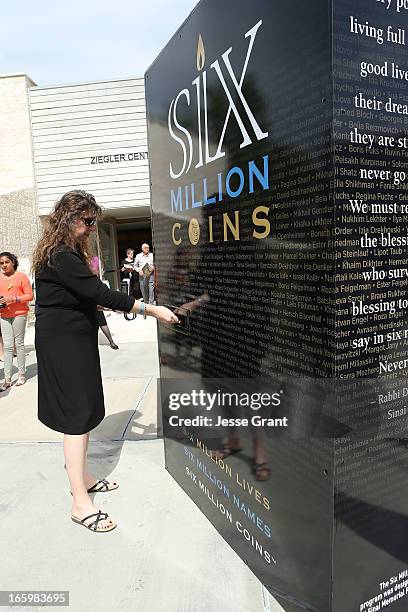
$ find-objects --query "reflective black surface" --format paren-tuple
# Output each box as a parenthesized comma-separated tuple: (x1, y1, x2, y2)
(333, 0, 408, 610)
(147, 1, 333, 609)
(146, 0, 408, 610)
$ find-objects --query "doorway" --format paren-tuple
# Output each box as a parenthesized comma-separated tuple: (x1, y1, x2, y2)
(116, 220, 152, 265)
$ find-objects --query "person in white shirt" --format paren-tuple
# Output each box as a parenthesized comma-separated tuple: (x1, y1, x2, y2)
(135, 243, 155, 304)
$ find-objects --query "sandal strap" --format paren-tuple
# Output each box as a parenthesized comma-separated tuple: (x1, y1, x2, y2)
(214, 446, 243, 460)
(81, 511, 109, 530)
(88, 478, 110, 493)
(253, 462, 270, 477)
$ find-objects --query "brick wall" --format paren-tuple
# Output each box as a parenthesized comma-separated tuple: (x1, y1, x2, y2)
(0, 74, 39, 269)
(0, 187, 39, 272)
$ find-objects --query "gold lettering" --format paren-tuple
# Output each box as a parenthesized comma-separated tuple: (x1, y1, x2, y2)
(223, 211, 240, 241)
(252, 205, 270, 239)
(172, 222, 182, 245)
(208, 216, 214, 242)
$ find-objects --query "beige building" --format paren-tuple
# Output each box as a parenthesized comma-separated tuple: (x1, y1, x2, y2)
(0, 73, 40, 274)
(0, 73, 152, 288)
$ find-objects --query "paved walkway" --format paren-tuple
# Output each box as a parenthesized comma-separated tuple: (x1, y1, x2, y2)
(0, 313, 284, 612)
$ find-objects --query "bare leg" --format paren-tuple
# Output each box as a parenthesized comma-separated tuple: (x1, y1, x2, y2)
(253, 434, 268, 464)
(83, 432, 118, 490)
(213, 429, 244, 460)
(64, 433, 115, 530)
(252, 432, 270, 481)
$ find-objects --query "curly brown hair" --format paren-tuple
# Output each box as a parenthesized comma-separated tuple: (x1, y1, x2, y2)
(32, 190, 102, 275)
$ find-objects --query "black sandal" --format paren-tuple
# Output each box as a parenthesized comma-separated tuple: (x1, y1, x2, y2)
(71, 510, 117, 532)
(87, 478, 119, 493)
(212, 446, 243, 460)
(0, 381, 12, 392)
(252, 462, 271, 481)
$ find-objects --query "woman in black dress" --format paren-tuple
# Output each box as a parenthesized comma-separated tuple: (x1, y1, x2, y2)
(89, 255, 119, 350)
(32, 190, 178, 533)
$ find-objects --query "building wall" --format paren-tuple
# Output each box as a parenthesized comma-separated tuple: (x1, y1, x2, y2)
(0, 74, 39, 272)
(29, 78, 150, 217)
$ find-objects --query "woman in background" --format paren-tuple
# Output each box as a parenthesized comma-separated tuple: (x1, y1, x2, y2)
(120, 247, 137, 296)
(89, 255, 118, 350)
(32, 190, 178, 533)
(0, 252, 33, 391)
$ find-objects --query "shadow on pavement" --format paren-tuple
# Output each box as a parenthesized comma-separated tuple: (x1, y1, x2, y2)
(97, 409, 159, 442)
(88, 408, 160, 477)
(87, 439, 126, 482)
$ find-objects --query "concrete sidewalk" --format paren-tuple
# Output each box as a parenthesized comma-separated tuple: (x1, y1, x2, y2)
(0, 313, 284, 612)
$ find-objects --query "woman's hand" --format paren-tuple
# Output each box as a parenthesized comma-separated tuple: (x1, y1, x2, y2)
(148, 305, 180, 324)
(0, 296, 13, 306)
(130, 300, 179, 323)
(177, 293, 210, 313)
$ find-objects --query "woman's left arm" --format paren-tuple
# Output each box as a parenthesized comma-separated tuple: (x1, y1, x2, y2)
(0, 275, 33, 306)
(17, 275, 34, 303)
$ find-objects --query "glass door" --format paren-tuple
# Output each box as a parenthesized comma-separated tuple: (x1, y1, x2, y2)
(97, 222, 119, 290)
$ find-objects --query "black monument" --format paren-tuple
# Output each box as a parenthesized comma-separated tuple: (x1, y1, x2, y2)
(145, 0, 408, 610)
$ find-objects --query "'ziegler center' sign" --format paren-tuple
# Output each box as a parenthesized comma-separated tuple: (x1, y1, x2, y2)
(90, 151, 148, 164)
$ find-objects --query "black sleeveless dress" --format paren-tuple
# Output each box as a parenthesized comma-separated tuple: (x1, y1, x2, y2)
(35, 247, 134, 434)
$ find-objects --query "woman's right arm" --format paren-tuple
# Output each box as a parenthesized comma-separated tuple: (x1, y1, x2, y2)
(53, 249, 134, 311)
(54, 249, 178, 323)
(129, 301, 179, 324)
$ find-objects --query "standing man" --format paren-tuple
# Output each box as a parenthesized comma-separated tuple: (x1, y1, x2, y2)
(135, 243, 155, 304)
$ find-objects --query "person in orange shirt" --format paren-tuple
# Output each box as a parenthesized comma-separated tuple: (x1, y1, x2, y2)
(0, 252, 33, 391)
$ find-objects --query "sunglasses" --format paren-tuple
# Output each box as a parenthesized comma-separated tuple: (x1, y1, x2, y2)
(81, 217, 97, 227)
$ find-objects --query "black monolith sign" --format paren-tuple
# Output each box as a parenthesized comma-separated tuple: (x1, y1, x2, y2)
(146, 0, 408, 609)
